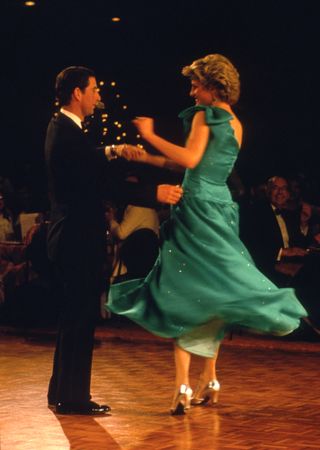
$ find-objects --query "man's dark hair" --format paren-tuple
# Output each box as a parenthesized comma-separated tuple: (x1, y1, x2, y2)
(55, 66, 95, 106)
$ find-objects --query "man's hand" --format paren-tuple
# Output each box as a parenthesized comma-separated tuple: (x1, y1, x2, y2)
(156, 184, 183, 205)
(24, 224, 40, 246)
(282, 247, 308, 257)
(117, 144, 146, 161)
(314, 233, 320, 244)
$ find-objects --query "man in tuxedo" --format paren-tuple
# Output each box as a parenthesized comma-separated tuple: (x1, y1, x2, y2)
(45, 66, 183, 415)
(240, 176, 320, 337)
(240, 176, 308, 281)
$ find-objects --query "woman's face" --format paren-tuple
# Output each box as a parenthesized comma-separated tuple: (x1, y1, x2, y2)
(189, 79, 215, 106)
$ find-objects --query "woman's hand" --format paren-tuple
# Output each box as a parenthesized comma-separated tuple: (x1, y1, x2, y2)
(132, 117, 154, 139)
(156, 184, 183, 204)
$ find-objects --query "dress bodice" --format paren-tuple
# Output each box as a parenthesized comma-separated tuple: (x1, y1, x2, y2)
(179, 105, 239, 203)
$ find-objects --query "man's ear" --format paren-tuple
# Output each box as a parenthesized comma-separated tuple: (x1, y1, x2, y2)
(73, 87, 82, 102)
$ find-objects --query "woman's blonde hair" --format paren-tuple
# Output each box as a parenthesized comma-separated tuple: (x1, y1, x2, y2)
(182, 54, 240, 105)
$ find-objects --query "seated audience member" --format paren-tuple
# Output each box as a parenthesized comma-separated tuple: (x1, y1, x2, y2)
(249, 181, 268, 203)
(0, 192, 15, 242)
(0, 238, 30, 309)
(287, 174, 314, 211)
(110, 175, 160, 281)
(25, 213, 53, 280)
(240, 175, 320, 337)
(240, 176, 308, 280)
(227, 168, 246, 202)
(0, 212, 60, 327)
(299, 202, 320, 248)
(286, 176, 320, 248)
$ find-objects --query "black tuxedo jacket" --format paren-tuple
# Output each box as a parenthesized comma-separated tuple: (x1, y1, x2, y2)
(45, 113, 156, 273)
(240, 201, 307, 278)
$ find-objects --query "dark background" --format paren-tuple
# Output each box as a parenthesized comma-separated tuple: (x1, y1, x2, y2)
(1, 0, 319, 207)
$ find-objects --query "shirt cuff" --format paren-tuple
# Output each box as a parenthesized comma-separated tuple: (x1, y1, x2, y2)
(105, 145, 121, 160)
(105, 145, 113, 160)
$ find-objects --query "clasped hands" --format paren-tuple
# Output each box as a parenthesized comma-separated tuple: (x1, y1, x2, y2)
(112, 117, 182, 205)
(118, 144, 147, 162)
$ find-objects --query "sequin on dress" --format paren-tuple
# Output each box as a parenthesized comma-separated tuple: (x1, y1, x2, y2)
(107, 106, 307, 348)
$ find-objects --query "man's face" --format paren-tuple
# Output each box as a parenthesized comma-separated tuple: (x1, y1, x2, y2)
(301, 202, 312, 225)
(79, 76, 101, 117)
(270, 178, 290, 208)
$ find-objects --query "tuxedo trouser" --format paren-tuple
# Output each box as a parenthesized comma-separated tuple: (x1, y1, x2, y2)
(48, 246, 107, 405)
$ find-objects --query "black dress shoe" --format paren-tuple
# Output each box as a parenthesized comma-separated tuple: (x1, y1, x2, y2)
(55, 401, 111, 415)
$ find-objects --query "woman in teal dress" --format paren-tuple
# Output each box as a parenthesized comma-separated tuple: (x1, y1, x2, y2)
(107, 54, 307, 415)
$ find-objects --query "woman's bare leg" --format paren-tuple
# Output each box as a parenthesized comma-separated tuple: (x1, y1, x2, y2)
(173, 342, 191, 386)
(200, 348, 219, 383)
(192, 347, 221, 405)
(170, 343, 193, 414)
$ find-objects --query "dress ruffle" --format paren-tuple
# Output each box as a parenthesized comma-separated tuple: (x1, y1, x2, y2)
(178, 105, 233, 128)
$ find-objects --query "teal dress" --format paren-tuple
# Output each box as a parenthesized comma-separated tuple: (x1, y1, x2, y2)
(107, 105, 307, 356)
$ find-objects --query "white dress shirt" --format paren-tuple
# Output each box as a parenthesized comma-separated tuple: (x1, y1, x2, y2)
(271, 204, 289, 260)
(60, 108, 82, 129)
(111, 206, 160, 241)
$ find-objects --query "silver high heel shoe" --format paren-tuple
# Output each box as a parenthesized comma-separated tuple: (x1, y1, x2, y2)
(170, 384, 193, 415)
(191, 379, 220, 406)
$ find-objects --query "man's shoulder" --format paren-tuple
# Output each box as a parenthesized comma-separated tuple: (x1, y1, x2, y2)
(48, 112, 78, 131)
(46, 113, 83, 145)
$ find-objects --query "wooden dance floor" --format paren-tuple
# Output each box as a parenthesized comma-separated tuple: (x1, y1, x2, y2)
(1, 322, 320, 450)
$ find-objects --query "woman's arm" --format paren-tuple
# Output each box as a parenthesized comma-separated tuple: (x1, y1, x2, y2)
(104, 143, 184, 172)
(133, 111, 210, 169)
(132, 152, 185, 173)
